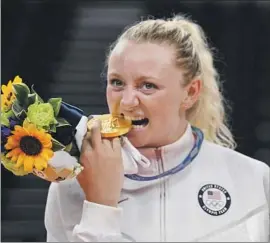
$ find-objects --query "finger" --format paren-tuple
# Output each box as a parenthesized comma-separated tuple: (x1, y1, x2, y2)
(112, 137, 121, 151)
(81, 132, 92, 152)
(80, 132, 92, 165)
(76, 168, 88, 184)
(88, 115, 94, 121)
(91, 119, 102, 149)
(76, 169, 84, 182)
(102, 139, 112, 148)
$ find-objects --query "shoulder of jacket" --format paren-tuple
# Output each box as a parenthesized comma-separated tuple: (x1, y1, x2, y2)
(201, 140, 269, 174)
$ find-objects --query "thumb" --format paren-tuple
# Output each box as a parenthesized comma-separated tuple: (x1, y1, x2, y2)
(81, 132, 92, 154)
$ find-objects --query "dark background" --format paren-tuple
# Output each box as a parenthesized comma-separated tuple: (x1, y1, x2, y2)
(1, 0, 270, 241)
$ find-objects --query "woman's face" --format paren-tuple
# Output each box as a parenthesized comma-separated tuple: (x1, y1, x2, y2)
(106, 40, 190, 148)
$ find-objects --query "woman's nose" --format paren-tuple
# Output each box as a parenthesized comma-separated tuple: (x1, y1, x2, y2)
(120, 88, 139, 109)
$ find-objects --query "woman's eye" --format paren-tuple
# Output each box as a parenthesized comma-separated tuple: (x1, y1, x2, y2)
(110, 79, 123, 87)
(142, 82, 157, 90)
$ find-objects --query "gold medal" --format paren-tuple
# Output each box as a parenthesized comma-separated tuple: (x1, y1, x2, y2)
(87, 114, 132, 138)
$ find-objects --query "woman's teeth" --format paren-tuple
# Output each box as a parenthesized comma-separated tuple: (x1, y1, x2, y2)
(122, 116, 149, 128)
(125, 116, 145, 121)
(132, 124, 146, 129)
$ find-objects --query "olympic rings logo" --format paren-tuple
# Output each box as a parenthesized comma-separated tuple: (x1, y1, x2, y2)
(205, 200, 224, 209)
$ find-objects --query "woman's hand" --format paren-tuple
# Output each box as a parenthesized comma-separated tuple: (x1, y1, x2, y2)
(77, 120, 124, 207)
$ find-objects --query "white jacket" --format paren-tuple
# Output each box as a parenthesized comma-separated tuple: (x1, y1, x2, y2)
(44, 124, 270, 242)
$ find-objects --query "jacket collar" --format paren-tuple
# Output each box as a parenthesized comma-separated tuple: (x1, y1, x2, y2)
(136, 124, 195, 175)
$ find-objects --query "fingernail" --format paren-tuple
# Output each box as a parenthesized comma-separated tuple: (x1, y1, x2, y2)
(93, 119, 101, 127)
(88, 115, 94, 120)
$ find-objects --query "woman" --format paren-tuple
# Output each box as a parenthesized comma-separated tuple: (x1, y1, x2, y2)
(45, 15, 269, 242)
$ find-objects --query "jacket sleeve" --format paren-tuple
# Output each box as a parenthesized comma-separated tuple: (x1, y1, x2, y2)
(260, 162, 270, 242)
(45, 182, 131, 242)
(262, 163, 270, 212)
(71, 201, 126, 242)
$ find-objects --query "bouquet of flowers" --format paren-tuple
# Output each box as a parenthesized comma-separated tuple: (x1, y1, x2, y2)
(1, 76, 84, 182)
(1, 76, 151, 183)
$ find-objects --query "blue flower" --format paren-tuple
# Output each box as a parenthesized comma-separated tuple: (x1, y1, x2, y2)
(1, 126, 11, 152)
(1, 118, 19, 152)
(9, 119, 17, 129)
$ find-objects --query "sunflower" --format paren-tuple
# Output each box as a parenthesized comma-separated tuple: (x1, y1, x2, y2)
(5, 122, 54, 172)
(1, 75, 22, 111)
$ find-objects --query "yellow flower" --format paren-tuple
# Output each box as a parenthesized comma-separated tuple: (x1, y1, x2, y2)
(5, 122, 54, 172)
(1, 75, 22, 111)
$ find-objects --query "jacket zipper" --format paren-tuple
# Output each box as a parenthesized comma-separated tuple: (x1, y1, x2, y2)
(155, 148, 166, 242)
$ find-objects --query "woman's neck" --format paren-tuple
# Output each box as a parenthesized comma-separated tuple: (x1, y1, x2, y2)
(137, 122, 193, 161)
(137, 120, 189, 149)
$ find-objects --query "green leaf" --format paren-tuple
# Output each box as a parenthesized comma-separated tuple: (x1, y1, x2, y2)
(56, 117, 71, 127)
(1, 109, 16, 126)
(13, 83, 30, 106)
(51, 138, 65, 152)
(27, 93, 38, 105)
(6, 109, 15, 119)
(49, 124, 57, 133)
(46, 120, 58, 133)
(31, 85, 44, 103)
(17, 110, 27, 121)
(64, 143, 73, 153)
(53, 118, 58, 125)
(1, 113, 10, 127)
(12, 100, 26, 119)
(48, 98, 62, 117)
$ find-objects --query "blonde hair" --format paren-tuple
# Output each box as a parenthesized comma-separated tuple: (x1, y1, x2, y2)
(107, 15, 236, 149)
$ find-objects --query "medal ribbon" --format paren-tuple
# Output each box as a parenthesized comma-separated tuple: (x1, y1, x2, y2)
(124, 126, 204, 181)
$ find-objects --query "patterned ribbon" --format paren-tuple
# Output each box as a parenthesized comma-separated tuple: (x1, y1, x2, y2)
(125, 126, 204, 181)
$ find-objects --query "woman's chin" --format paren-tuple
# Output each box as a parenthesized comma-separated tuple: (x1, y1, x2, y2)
(126, 132, 148, 148)
(125, 123, 151, 147)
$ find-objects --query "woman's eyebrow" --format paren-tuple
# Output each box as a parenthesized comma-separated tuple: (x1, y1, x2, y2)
(108, 72, 160, 82)
(107, 72, 122, 78)
(138, 75, 159, 81)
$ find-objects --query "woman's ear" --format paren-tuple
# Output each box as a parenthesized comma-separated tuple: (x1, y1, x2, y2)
(181, 79, 202, 110)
